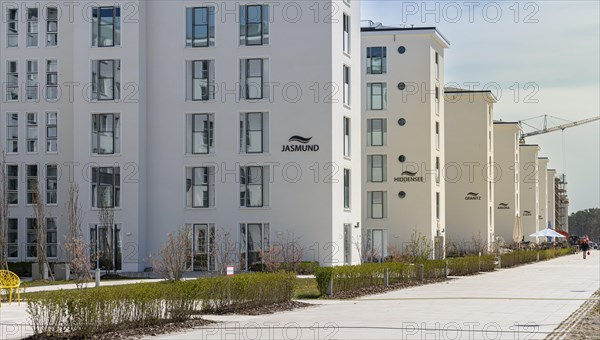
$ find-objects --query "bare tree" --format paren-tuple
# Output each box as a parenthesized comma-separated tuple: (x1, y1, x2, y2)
(0, 150, 8, 270)
(211, 228, 237, 275)
(403, 230, 433, 263)
(32, 178, 50, 280)
(64, 183, 91, 289)
(260, 231, 304, 272)
(152, 226, 191, 281)
(97, 200, 115, 272)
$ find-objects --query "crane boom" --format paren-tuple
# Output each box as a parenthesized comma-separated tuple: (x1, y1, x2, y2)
(520, 116, 600, 139)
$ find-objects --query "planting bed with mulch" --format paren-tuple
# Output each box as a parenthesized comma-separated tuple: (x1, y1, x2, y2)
(328, 277, 450, 299)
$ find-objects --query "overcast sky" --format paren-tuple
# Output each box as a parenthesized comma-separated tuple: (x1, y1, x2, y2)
(361, 1, 600, 213)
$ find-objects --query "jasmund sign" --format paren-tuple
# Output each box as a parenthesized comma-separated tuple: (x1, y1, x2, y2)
(281, 136, 320, 152)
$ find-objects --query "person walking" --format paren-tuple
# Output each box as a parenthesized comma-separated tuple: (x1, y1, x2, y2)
(580, 240, 590, 259)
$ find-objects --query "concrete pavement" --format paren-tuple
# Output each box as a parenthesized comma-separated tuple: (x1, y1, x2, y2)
(1, 252, 598, 339)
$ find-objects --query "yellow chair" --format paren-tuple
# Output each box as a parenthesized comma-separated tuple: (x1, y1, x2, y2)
(0, 270, 21, 305)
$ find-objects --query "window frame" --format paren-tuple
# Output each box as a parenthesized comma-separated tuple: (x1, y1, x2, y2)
(7, 113, 19, 153)
(343, 65, 351, 106)
(92, 6, 120, 47)
(186, 7, 214, 48)
(7, 8, 18, 47)
(243, 58, 264, 100)
(367, 47, 387, 74)
(46, 164, 58, 205)
(240, 166, 264, 208)
(239, 222, 270, 270)
(26, 7, 38, 47)
(26, 112, 38, 153)
(189, 167, 210, 208)
(26, 164, 38, 205)
(367, 82, 387, 110)
(46, 112, 58, 153)
(92, 59, 120, 101)
(46, 217, 58, 258)
(240, 112, 266, 154)
(26, 60, 39, 101)
(46, 6, 58, 46)
(343, 13, 350, 54)
(7, 218, 18, 258)
(343, 117, 351, 158)
(240, 4, 269, 46)
(192, 60, 211, 101)
(91, 166, 120, 208)
(92, 113, 120, 155)
(368, 155, 386, 183)
(368, 191, 386, 219)
(343, 169, 350, 209)
(6, 61, 19, 101)
(190, 113, 214, 155)
(367, 119, 386, 147)
(7, 164, 19, 205)
(46, 59, 58, 100)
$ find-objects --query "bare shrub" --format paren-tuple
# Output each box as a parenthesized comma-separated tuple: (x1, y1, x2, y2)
(64, 183, 91, 289)
(153, 227, 191, 281)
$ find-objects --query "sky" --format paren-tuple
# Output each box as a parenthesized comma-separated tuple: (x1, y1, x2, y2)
(361, 0, 600, 213)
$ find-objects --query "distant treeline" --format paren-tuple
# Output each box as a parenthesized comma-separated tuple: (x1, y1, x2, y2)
(569, 208, 600, 241)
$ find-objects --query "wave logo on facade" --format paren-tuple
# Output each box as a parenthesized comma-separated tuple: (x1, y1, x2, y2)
(497, 203, 510, 209)
(523, 210, 532, 216)
(394, 171, 424, 183)
(281, 136, 319, 152)
(465, 192, 481, 200)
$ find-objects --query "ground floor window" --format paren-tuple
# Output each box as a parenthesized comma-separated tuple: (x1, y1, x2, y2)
(366, 229, 387, 262)
(90, 224, 122, 271)
(192, 224, 216, 271)
(240, 223, 269, 271)
(7, 218, 18, 258)
(344, 224, 352, 265)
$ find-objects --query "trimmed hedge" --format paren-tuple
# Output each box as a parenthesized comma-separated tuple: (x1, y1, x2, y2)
(447, 255, 496, 276)
(27, 272, 296, 338)
(315, 261, 446, 295)
(500, 248, 574, 268)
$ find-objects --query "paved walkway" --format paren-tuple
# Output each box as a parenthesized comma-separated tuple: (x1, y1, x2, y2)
(1, 252, 598, 339)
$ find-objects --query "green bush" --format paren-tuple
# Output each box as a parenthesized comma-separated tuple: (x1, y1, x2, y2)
(500, 248, 572, 268)
(297, 261, 319, 275)
(27, 272, 296, 338)
(447, 255, 496, 276)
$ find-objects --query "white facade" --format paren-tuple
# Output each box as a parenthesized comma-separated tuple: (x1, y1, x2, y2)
(1, 1, 363, 271)
(547, 169, 556, 228)
(519, 145, 540, 243)
(361, 23, 449, 260)
(444, 90, 495, 249)
(537, 158, 549, 232)
(493, 122, 521, 245)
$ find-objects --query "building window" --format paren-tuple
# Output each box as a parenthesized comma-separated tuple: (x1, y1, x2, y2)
(436, 157, 440, 184)
(26, 60, 38, 101)
(240, 112, 268, 153)
(241, 59, 268, 100)
(26, 164, 38, 205)
(187, 60, 215, 101)
(344, 169, 350, 209)
(187, 114, 214, 154)
(90, 224, 122, 270)
(343, 224, 352, 264)
(26, 112, 38, 153)
(46, 60, 58, 100)
(343, 117, 351, 158)
(186, 7, 215, 47)
(366, 47, 387, 74)
(186, 167, 214, 208)
(46, 112, 58, 152)
(6, 61, 19, 101)
(240, 166, 268, 208)
(343, 65, 351, 106)
(92, 60, 120, 101)
(366, 229, 386, 262)
(7, 113, 19, 153)
(367, 83, 387, 110)
(368, 155, 387, 183)
(368, 191, 386, 219)
(7, 165, 18, 205)
(435, 85, 440, 114)
(435, 52, 439, 79)
(7, 219, 18, 258)
(46, 164, 58, 205)
(367, 119, 387, 146)
(92, 7, 120, 47)
(46, 7, 58, 46)
(191, 224, 216, 271)
(343, 13, 350, 54)
(91, 167, 120, 208)
(240, 223, 269, 270)
(27, 8, 38, 47)
(92, 113, 120, 154)
(436, 192, 441, 219)
(27, 218, 37, 257)
(47, 218, 58, 258)
(435, 121, 440, 150)
(7, 8, 18, 47)
(240, 5, 269, 46)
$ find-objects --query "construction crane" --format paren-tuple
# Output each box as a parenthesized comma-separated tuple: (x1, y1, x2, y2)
(519, 115, 600, 143)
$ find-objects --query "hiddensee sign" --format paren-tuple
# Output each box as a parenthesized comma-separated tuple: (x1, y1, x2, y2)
(281, 136, 320, 152)
(394, 171, 424, 183)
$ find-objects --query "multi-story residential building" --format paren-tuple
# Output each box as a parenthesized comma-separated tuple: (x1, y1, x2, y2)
(547, 168, 556, 228)
(361, 21, 449, 260)
(1, 1, 362, 271)
(519, 144, 540, 242)
(444, 89, 496, 249)
(493, 122, 521, 245)
(537, 157, 549, 231)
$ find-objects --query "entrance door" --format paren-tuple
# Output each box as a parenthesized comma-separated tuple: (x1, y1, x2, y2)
(193, 224, 215, 271)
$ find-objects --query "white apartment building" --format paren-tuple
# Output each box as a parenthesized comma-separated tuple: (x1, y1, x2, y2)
(444, 89, 496, 249)
(519, 144, 540, 243)
(537, 157, 549, 231)
(1, 0, 362, 271)
(361, 22, 449, 260)
(547, 168, 556, 228)
(493, 122, 521, 245)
